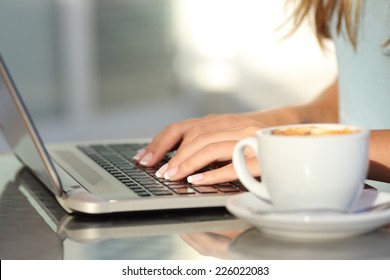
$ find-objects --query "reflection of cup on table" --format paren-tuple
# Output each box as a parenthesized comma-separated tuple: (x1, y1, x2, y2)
(229, 228, 390, 260)
(233, 124, 370, 213)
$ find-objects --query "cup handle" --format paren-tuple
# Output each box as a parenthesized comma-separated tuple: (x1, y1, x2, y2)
(233, 137, 270, 201)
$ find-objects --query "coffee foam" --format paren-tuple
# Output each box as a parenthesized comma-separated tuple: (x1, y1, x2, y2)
(271, 125, 360, 136)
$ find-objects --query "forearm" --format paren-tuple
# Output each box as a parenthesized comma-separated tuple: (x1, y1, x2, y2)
(293, 81, 390, 182)
(368, 130, 390, 183)
(249, 80, 389, 183)
(297, 80, 339, 123)
(248, 79, 339, 126)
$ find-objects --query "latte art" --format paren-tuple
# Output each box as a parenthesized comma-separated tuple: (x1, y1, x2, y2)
(271, 125, 360, 136)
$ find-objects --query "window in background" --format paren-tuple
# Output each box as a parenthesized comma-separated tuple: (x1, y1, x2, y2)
(0, 0, 62, 120)
(173, 0, 337, 109)
(0, 0, 337, 152)
(94, 0, 177, 109)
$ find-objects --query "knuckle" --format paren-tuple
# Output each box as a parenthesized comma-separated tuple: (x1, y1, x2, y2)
(192, 134, 208, 147)
(179, 160, 194, 173)
(165, 122, 181, 134)
(187, 125, 203, 136)
(204, 142, 220, 154)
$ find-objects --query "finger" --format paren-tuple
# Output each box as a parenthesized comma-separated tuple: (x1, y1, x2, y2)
(148, 114, 223, 152)
(143, 120, 225, 168)
(188, 158, 260, 185)
(163, 141, 257, 182)
(162, 141, 237, 181)
(134, 118, 198, 166)
(163, 126, 259, 173)
(179, 115, 258, 147)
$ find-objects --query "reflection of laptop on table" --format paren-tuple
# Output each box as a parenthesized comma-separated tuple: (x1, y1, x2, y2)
(0, 167, 248, 259)
(0, 54, 246, 214)
(14, 167, 248, 243)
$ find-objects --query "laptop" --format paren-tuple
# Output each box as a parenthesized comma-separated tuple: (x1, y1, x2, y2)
(0, 53, 246, 214)
(1, 167, 249, 259)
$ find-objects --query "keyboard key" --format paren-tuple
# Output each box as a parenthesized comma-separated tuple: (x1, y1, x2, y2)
(172, 188, 196, 195)
(150, 190, 173, 196)
(78, 144, 246, 198)
(192, 186, 219, 194)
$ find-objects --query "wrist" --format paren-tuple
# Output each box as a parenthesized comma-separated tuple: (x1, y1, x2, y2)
(247, 106, 306, 127)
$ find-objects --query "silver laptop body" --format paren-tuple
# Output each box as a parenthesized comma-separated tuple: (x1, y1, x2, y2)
(0, 54, 245, 214)
(1, 167, 249, 259)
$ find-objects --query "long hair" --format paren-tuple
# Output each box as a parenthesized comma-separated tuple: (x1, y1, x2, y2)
(289, 0, 390, 48)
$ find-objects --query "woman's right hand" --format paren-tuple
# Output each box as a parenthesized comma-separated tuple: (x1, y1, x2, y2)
(133, 80, 338, 185)
(132, 108, 302, 185)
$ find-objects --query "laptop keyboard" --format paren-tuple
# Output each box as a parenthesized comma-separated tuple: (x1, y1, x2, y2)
(78, 143, 246, 197)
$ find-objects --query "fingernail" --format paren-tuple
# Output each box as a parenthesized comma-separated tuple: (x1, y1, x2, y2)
(187, 174, 204, 184)
(155, 163, 168, 178)
(164, 166, 178, 180)
(133, 148, 146, 160)
(140, 152, 153, 166)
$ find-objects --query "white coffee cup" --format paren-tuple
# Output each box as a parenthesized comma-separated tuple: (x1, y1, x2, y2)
(233, 124, 370, 212)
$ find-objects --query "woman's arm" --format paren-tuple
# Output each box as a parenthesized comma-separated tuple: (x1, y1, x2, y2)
(296, 79, 339, 123)
(133, 80, 340, 185)
(308, 81, 390, 183)
(368, 130, 390, 183)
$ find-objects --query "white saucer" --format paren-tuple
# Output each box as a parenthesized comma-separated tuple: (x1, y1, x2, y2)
(226, 189, 390, 240)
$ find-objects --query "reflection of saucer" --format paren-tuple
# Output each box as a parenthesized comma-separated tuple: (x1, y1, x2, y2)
(226, 190, 390, 240)
(229, 228, 390, 260)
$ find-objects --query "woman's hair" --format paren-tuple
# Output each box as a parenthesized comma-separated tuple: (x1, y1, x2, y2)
(290, 0, 390, 48)
(289, 0, 360, 48)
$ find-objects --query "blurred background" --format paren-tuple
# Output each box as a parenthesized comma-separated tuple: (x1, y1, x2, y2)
(0, 0, 337, 152)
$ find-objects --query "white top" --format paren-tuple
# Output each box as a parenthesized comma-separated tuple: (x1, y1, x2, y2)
(331, 0, 390, 129)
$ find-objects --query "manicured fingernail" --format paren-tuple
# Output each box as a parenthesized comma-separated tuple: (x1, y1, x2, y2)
(133, 148, 146, 160)
(140, 152, 153, 166)
(187, 174, 204, 184)
(155, 163, 168, 178)
(164, 166, 178, 180)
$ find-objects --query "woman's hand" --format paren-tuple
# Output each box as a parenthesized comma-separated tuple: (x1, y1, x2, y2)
(133, 113, 263, 184)
(133, 109, 301, 185)
(152, 124, 261, 185)
(133, 80, 338, 185)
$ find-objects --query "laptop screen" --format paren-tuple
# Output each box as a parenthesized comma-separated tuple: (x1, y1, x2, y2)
(0, 54, 63, 196)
